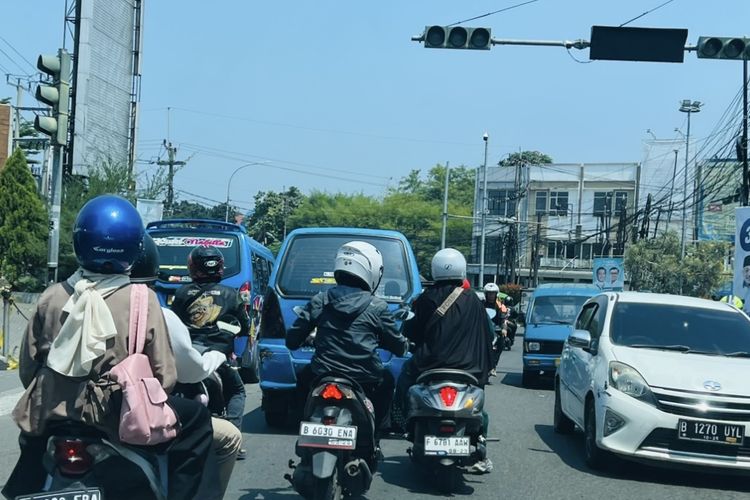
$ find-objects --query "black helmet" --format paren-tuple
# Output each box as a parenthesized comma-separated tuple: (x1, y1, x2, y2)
(503, 296, 514, 306)
(131, 234, 159, 284)
(188, 246, 224, 283)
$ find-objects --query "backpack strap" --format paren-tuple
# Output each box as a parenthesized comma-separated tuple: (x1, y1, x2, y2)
(425, 287, 464, 332)
(128, 284, 149, 355)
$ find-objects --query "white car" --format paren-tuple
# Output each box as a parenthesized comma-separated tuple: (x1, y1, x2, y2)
(555, 292, 750, 473)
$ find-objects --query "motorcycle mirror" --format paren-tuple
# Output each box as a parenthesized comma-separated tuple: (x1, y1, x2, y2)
(216, 320, 241, 335)
(486, 308, 497, 320)
(393, 308, 415, 321)
(292, 305, 305, 318)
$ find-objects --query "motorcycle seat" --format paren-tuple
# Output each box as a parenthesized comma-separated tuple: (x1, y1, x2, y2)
(416, 369, 478, 386)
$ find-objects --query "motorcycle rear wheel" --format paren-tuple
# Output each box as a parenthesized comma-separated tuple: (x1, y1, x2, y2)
(312, 475, 341, 500)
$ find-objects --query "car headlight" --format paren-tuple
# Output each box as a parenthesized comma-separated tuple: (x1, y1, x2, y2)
(525, 341, 541, 352)
(608, 361, 656, 405)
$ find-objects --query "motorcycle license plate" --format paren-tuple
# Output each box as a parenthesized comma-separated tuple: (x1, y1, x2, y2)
(424, 435, 470, 456)
(16, 488, 103, 500)
(678, 419, 744, 446)
(298, 421, 357, 450)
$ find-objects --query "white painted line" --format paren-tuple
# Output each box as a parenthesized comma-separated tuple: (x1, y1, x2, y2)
(0, 388, 24, 417)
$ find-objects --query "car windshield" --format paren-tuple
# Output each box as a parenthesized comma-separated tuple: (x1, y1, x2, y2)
(276, 234, 411, 301)
(151, 233, 241, 282)
(610, 302, 750, 355)
(530, 295, 589, 324)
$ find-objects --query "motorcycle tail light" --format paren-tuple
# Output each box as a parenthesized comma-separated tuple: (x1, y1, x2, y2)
(54, 439, 93, 476)
(439, 425, 456, 433)
(322, 416, 337, 425)
(321, 383, 344, 400)
(439, 387, 458, 407)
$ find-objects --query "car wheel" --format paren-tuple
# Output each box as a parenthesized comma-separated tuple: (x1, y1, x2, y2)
(521, 370, 537, 388)
(553, 380, 575, 434)
(584, 399, 612, 470)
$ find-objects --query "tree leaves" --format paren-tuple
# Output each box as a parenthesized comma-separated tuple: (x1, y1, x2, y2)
(0, 148, 48, 290)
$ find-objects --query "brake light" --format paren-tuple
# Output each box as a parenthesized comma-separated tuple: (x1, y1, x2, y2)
(240, 281, 252, 301)
(439, 387, 458, 407)
(439, 425, 456, 433)
(321, 383, 344, 400)
(54, 439, 93, 476)
(322, 416, 337, 425)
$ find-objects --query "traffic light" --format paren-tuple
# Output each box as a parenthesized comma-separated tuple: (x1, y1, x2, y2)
(422, 26, 492, 50)
(34, 49, 71, 146)
(697, 37, 750, 60)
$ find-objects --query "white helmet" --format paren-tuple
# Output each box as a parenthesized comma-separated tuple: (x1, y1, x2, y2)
(334, 241, 383, 292)
(484, 283, 500, 293)
(431, 248, 467, 281)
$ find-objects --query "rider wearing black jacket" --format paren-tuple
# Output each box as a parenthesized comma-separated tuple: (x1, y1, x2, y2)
(287, 241, 408, 434)
(171, 246, 249, 457)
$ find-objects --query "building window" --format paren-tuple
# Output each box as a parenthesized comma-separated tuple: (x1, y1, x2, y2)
(549, 191, 569, 216)
(487, 190, 516, 217)
(614, 191, 628, 213)
(535, 191, 548, 215)
(593, 192, 612, 217)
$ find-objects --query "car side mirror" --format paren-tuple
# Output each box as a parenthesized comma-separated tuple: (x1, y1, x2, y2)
(568, 329, 592, 350)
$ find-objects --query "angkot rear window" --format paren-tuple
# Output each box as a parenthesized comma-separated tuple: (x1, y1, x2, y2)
(152, 233, 241, 283)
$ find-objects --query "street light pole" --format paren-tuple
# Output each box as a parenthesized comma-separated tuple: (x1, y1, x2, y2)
(679, 100, 702, 260)
(478, 133, 489, 286)
(679, 99, 702, 294)
(225, 162, 268, 222)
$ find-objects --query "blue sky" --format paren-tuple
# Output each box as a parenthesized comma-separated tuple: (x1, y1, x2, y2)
(3, 1, 749, 212)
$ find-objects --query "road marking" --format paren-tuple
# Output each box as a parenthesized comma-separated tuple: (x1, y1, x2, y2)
(0, 388, 24, 417)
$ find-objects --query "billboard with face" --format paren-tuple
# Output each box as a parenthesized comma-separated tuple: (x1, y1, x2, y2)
(593, 257, 624, 291)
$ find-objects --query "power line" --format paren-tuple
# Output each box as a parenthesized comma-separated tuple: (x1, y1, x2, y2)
(0, 45, 30, 76)
(448, 0, 540, 27)
(0, 35, 37, 72)
(619, 0, 676, 28)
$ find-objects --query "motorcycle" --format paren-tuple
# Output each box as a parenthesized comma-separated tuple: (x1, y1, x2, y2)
(286, 374, 378, 500)
(7, 422, 168, 500)
(405, 368, 487, 493)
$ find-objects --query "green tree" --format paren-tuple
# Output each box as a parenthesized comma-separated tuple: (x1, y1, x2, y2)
(246, 187, 304, 247)
(624, 232, 728, 296)
(498, 150, 553, 166)
(0, 149, 48, 290)
(170, 200, 211, 219)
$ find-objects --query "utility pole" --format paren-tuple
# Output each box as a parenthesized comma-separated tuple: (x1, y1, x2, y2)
(282, 186, 288, 240)
(531, 212, 543, 287)
(666, 149, 679, 227)
(679, 100, 701, 267)
(478, 133, 489, 286)
(13, 78, 22, 145)
(743, 60, 749, 206)
(157, 141, 185, 217)
(440, 162, 450, 249)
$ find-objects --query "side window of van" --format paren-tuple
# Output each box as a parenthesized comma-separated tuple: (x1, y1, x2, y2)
(252, 254, 270, 295)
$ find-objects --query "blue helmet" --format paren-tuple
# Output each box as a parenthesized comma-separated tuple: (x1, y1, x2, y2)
(73, 195, 144, 274)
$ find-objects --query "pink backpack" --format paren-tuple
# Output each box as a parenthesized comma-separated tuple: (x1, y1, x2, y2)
(110, 284, 179, 445)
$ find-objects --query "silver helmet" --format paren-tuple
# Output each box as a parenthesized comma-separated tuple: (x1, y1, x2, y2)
(334, 241, 384, 292)
(431, 248, 467, 281)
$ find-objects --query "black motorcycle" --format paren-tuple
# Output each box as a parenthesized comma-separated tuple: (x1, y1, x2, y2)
(286, 375, 378, 500)
(405, 368, 487, 493)
(7, 422, 168, 500)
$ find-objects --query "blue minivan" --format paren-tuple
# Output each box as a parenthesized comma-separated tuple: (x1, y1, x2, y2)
(146, 219, 275, 381)
(522, 283, 600, 387)
(256, 227, 422, 426)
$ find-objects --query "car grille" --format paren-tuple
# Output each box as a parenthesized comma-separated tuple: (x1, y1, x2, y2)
(527, 340, 563, 355)
(652, 387, 750, 422)
(640, 428, 750, 459)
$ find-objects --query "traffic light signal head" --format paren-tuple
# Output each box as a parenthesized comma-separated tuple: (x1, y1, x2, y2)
(34, 49, 71, 146)
(697, 36, 750, 60)
(423, 26, 491, 50)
